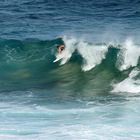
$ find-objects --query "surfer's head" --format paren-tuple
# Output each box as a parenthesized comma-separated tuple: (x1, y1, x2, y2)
(57, 44, 65, 54)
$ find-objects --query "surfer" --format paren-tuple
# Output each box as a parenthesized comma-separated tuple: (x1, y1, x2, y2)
(57, 44, 65, 54)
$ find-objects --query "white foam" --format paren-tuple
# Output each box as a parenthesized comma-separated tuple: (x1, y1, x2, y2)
(112, 69, 140, 93)
(116, 39, 140, 71)
(77, 41, 108, 71)
(54, 37, 140, 72)
(54, 36, 108, 71)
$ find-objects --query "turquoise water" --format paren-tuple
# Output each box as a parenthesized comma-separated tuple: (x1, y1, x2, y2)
(0, 0, 140, 139)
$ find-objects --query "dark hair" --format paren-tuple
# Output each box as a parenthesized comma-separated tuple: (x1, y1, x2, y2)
(56, 45, 60, 49)
(56, 44, 64, 48)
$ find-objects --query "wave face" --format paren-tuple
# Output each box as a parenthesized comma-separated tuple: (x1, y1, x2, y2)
(0, 37, 139, 94)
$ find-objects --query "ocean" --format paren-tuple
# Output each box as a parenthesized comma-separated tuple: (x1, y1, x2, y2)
(0, 0, 140, 139)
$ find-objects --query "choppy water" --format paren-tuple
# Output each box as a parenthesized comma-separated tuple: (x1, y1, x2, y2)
(0, 0, 140, 139)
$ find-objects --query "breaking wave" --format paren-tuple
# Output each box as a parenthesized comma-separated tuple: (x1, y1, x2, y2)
(0, 36, 139, 94)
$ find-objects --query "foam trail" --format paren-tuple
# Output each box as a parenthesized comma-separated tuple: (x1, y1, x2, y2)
(116, 39, 140, 71)
(112, 69, 140, 93)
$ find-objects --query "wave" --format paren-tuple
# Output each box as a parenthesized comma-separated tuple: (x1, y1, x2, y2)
(54, 36, 140, 71)
(0, 37, 139, 93)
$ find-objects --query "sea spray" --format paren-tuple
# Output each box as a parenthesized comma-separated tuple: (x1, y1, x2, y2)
(116, 39, 140, 71)
(77, 41, 108, 71)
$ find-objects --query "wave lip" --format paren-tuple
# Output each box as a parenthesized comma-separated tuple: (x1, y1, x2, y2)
(54, 36, 140, 72)
(77, 41, 108, 71)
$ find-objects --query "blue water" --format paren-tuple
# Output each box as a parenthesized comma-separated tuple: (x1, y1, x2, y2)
(0, 0, 140, 139)
(0, 0, 140, 41)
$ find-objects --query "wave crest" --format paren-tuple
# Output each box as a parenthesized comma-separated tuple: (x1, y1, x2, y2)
(54, 36, 140, 71)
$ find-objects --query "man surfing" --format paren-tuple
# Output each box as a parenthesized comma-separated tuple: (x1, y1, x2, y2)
(56, 44, 65, 54)
(53, 43, 65, 63)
